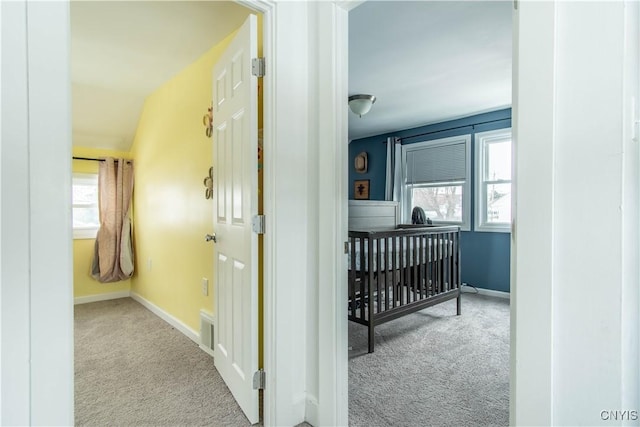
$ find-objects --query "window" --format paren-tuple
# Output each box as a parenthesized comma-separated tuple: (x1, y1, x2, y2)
(475, 128, 512, 232)
(72, 173, 99, 239)
(401, 135, 471, 230)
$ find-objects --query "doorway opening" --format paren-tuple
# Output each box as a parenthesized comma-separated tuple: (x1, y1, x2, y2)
(345, 2, 513, 425)
(70, 2, 265, 425)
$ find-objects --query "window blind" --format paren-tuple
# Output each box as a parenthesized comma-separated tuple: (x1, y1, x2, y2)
(405, 141, 467, 184)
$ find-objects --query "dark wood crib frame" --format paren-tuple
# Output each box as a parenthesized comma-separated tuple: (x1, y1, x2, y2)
(348, 225, 461, 353)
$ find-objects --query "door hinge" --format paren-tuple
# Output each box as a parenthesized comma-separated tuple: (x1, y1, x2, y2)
(344, 241, 349, 254)
(252, 57, 265, 77)
(252, 215, 266, 235)
(253, 369, 266, 390)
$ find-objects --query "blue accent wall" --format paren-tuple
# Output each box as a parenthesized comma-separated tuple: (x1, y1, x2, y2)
(349, 108, 512, 292)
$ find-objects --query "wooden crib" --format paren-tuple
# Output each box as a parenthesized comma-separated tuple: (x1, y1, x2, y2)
(348, 225, 461, 353)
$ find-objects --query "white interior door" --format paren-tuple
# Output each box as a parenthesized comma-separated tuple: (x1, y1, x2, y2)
(211, 14, 259, 424)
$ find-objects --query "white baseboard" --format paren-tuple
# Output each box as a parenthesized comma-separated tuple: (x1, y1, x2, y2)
(74, 290, 131, 305)
(462, 285, 510, 300)
(305, 394, 319, 427)
(199, 344, 215, 358)
(130, 291, 200, 344)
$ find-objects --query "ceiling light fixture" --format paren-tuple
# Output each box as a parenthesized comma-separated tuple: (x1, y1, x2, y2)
(348, 94, 376, 118)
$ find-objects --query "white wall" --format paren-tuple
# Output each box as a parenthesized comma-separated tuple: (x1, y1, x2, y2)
(1, 1, 322, 425)
(266, 1, 309, 425)
(308, 2, 351, 427)
(510, 2, 555, 423)
(1, 2, 31, 422)
(2, 1, 637, 426)
(512, 1, 639, 425)
(621, 0, 640, 416)
(0, 1, 74, 425)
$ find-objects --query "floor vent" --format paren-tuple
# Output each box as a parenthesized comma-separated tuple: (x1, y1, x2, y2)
(199, 310, 215, 357)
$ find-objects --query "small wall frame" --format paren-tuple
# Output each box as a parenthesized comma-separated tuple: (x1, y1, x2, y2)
(354, 180, 370, 200)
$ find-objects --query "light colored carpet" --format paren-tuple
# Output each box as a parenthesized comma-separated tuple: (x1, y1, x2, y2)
(348, 292, 510, 427)
(75, 298, 251, 427)
(76, 294, 508, 427)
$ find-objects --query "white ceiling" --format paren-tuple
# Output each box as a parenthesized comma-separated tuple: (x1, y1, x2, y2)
(71, 1, 511, 150)
(71, 1, 251, 152)
(348, 1, 512, 140)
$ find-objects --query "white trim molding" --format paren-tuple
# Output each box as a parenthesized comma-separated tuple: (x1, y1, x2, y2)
(1, 2, 74, 425)
(461, 286, 510, 300)
(512, 2, 639, 425)
(314, 2, 351, 426)
(305, 394, 319, 427)
(74, 291, 130, 305)
(130, 292, 199, 345)
(474, 128, 512, 233)
(245, 1, 309, 426)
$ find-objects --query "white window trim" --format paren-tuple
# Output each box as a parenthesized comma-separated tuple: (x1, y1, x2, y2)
(474, 128, 512, 232)
(400, 134, 472, 231)
(72, 173, 99, 239)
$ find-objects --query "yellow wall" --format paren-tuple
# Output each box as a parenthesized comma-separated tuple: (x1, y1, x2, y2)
(129, 30, 240, 331)
(72, 147, 132, 297)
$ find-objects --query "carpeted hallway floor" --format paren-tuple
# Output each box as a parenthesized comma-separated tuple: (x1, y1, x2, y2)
(76, 292, 508, 426)
(348, 292, 510, 427)
(75, 298, 251, 426)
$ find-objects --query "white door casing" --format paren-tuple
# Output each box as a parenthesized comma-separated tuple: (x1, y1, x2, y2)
(211, 14, 259, 424)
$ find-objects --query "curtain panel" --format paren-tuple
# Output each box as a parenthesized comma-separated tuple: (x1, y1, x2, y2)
(91, 158, 134, 283)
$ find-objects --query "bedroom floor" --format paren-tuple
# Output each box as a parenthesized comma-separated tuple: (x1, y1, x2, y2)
(348, 292, 510, 427)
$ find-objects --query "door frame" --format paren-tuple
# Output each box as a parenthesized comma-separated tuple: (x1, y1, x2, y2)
(14, 1, 639, 426)
(0, 1, 313, 425)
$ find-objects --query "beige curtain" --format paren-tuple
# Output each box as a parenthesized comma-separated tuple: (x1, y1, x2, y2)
(91, 158, 134, 282)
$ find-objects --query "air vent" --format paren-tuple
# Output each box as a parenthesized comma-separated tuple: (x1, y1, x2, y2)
(199, 310, 215, 357)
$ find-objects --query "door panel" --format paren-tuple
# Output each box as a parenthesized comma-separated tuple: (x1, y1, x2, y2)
(211, 14, 259, 424)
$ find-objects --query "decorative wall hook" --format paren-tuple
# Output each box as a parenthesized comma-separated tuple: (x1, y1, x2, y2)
(203, 102, 213, 138)
(204, 167, 213, 199)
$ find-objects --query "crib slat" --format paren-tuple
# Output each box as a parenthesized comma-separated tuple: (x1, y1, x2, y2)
(405, 236, 409, 304)
(456, 231, 460, 289)
(442, 233, 447, 293)
(368, 236, 374, 324)
(444, 232, 449, 292)
(414, 236, 418, 300)
(384, 237, 389, 312)
(442, 232, 447, 292)
(440, 233, 445, 293)
(449, 232, 454, 291)
(430, 234, 435, 296)
(455, 231, 460, 289)
(419, 235, 425, 300)
(409, 236, 414, 303)
(398, 236, 406, 306)
(350, 236, 356, 317)
(433, 234, 442, 294)
(439, 233, 444, 294)
(425, 235, 430, 297)
(415, 235, 420, 300)
(389, 237, 398, 308)
(376, 238, 382, 314)
(413, 236, 421, 301)
(360, 236, 366, 321)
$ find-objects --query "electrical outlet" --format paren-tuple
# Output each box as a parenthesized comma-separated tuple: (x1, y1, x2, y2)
(202, 278, 209, 296)
(147, 257, 152, 271)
